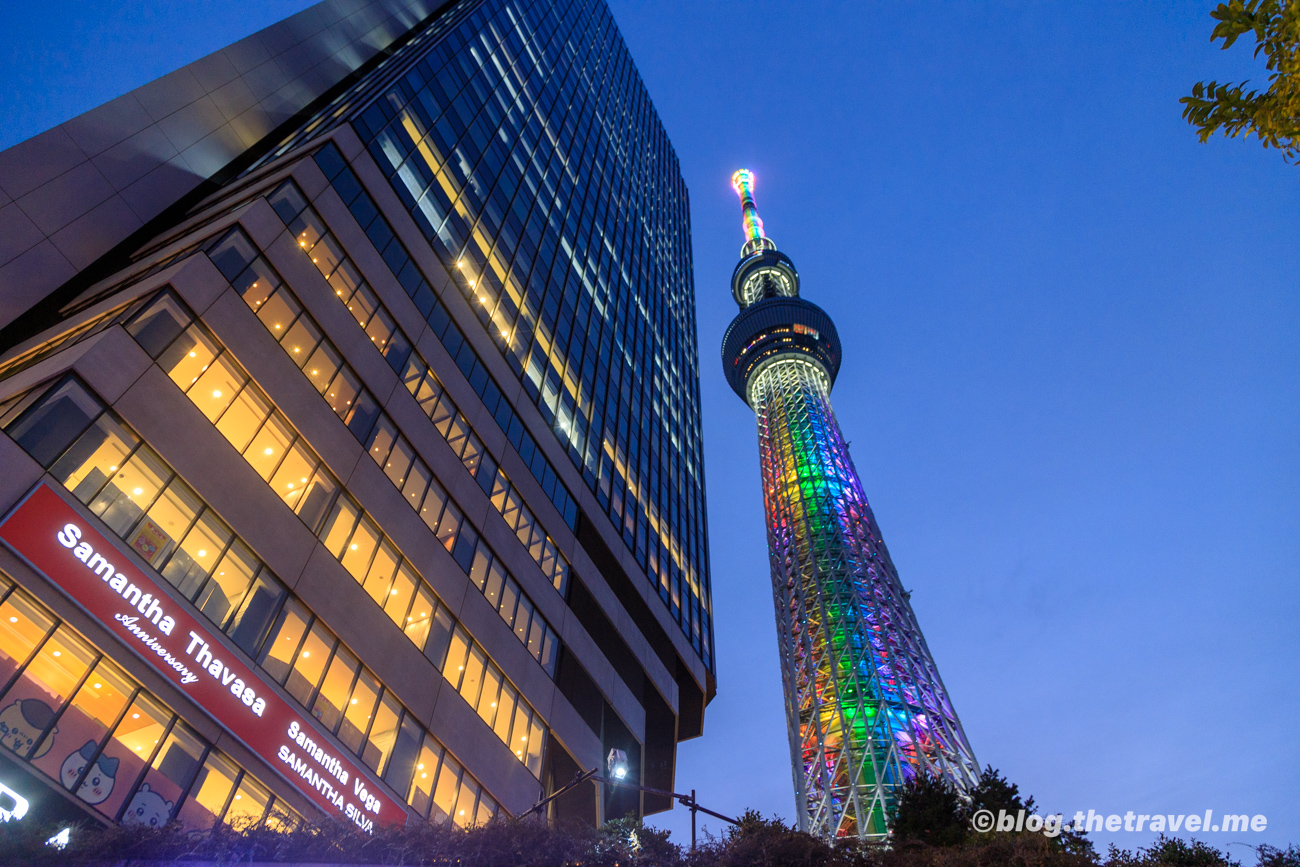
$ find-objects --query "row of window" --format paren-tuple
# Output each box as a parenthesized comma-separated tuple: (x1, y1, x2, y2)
(312, 143, 581, 536)
(264, 178, 570, 595)
(200, 229, 561, 681)
(348, 0, 709, 620)
(0, 378, 511, 819)
(312, 138, 712, 666)
(258, 596, 523, 823)
(0, 573, 301, 830)
(121, 290, 554, 769)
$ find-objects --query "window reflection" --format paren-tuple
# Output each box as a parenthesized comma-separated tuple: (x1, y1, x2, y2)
(258, 600, 309, 685)
(134, 479, 199, 567)
(223, 773, 271, 828)
(216, 386, 271, 452)
(128, 722, 204, 827)
(246, 414, 294, 480)
(89, 447, 168, 536)
(285, 622, 331, 705)
(338, 670, 379, 753)
(312, 648, 357, 733)
(195, 541, 258, 628)
(162, 512, 231, 599)
(189, 354, 247, 422)
(161, 325, 221, 390)
(362, 692, 400, 775)
(51, 415, 138, 505)
(177, 751, 239, 831)
(406, 735, 441, 818)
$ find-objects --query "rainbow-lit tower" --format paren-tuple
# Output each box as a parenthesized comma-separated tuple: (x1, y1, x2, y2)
(721, 170, 979, 839)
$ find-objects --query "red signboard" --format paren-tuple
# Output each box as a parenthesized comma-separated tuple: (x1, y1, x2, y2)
(0, 482, 405, 830)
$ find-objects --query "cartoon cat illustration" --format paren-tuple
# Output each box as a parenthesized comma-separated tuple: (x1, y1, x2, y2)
(59, 740, 118, 805)
(0, 698, 56, 758)
(122, 784, 173, 827)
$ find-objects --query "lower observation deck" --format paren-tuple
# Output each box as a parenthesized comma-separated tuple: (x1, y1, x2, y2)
(721, 298, 842, 404)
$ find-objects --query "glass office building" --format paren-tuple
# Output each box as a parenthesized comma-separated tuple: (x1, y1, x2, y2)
(0, 0, 710, 832)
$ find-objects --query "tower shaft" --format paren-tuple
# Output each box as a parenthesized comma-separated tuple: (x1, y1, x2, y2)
(721, 171, 977, 839)
(752, 359, 978, 838)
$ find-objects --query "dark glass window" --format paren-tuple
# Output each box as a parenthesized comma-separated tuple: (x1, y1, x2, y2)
(5, 378, 102, 467)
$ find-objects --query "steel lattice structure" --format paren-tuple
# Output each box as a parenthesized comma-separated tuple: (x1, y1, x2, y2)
(721, 171, 979, 840)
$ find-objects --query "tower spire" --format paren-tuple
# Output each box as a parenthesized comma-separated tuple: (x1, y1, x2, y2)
(721, 169, 979, 839)
(731, 169, 776, 257)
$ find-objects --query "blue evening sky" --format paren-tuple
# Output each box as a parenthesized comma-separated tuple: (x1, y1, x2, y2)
(2, 1, 1296, 855)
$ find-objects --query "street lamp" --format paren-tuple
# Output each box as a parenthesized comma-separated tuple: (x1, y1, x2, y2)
(607, 748, 628, 781)
(522, 760, 737, 850)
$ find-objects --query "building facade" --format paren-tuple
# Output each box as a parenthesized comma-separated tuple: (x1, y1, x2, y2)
(720, 171, 977, 839)
(0, 0, 711, 834)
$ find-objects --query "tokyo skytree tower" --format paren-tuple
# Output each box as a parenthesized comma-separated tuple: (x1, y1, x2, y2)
(720, 170, 979, 839)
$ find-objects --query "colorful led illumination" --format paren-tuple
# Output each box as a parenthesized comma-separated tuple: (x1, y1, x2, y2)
(722, 172, 978, 840)
(731, 168, 767, 247)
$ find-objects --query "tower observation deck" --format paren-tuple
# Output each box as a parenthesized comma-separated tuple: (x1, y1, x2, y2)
(721, 170, 978, 839)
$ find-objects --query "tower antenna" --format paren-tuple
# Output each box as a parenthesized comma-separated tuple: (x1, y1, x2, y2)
(731, 169, 776, 257)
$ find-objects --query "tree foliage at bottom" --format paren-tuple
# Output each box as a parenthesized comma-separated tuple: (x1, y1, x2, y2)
(0, 807, 1289, 867)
